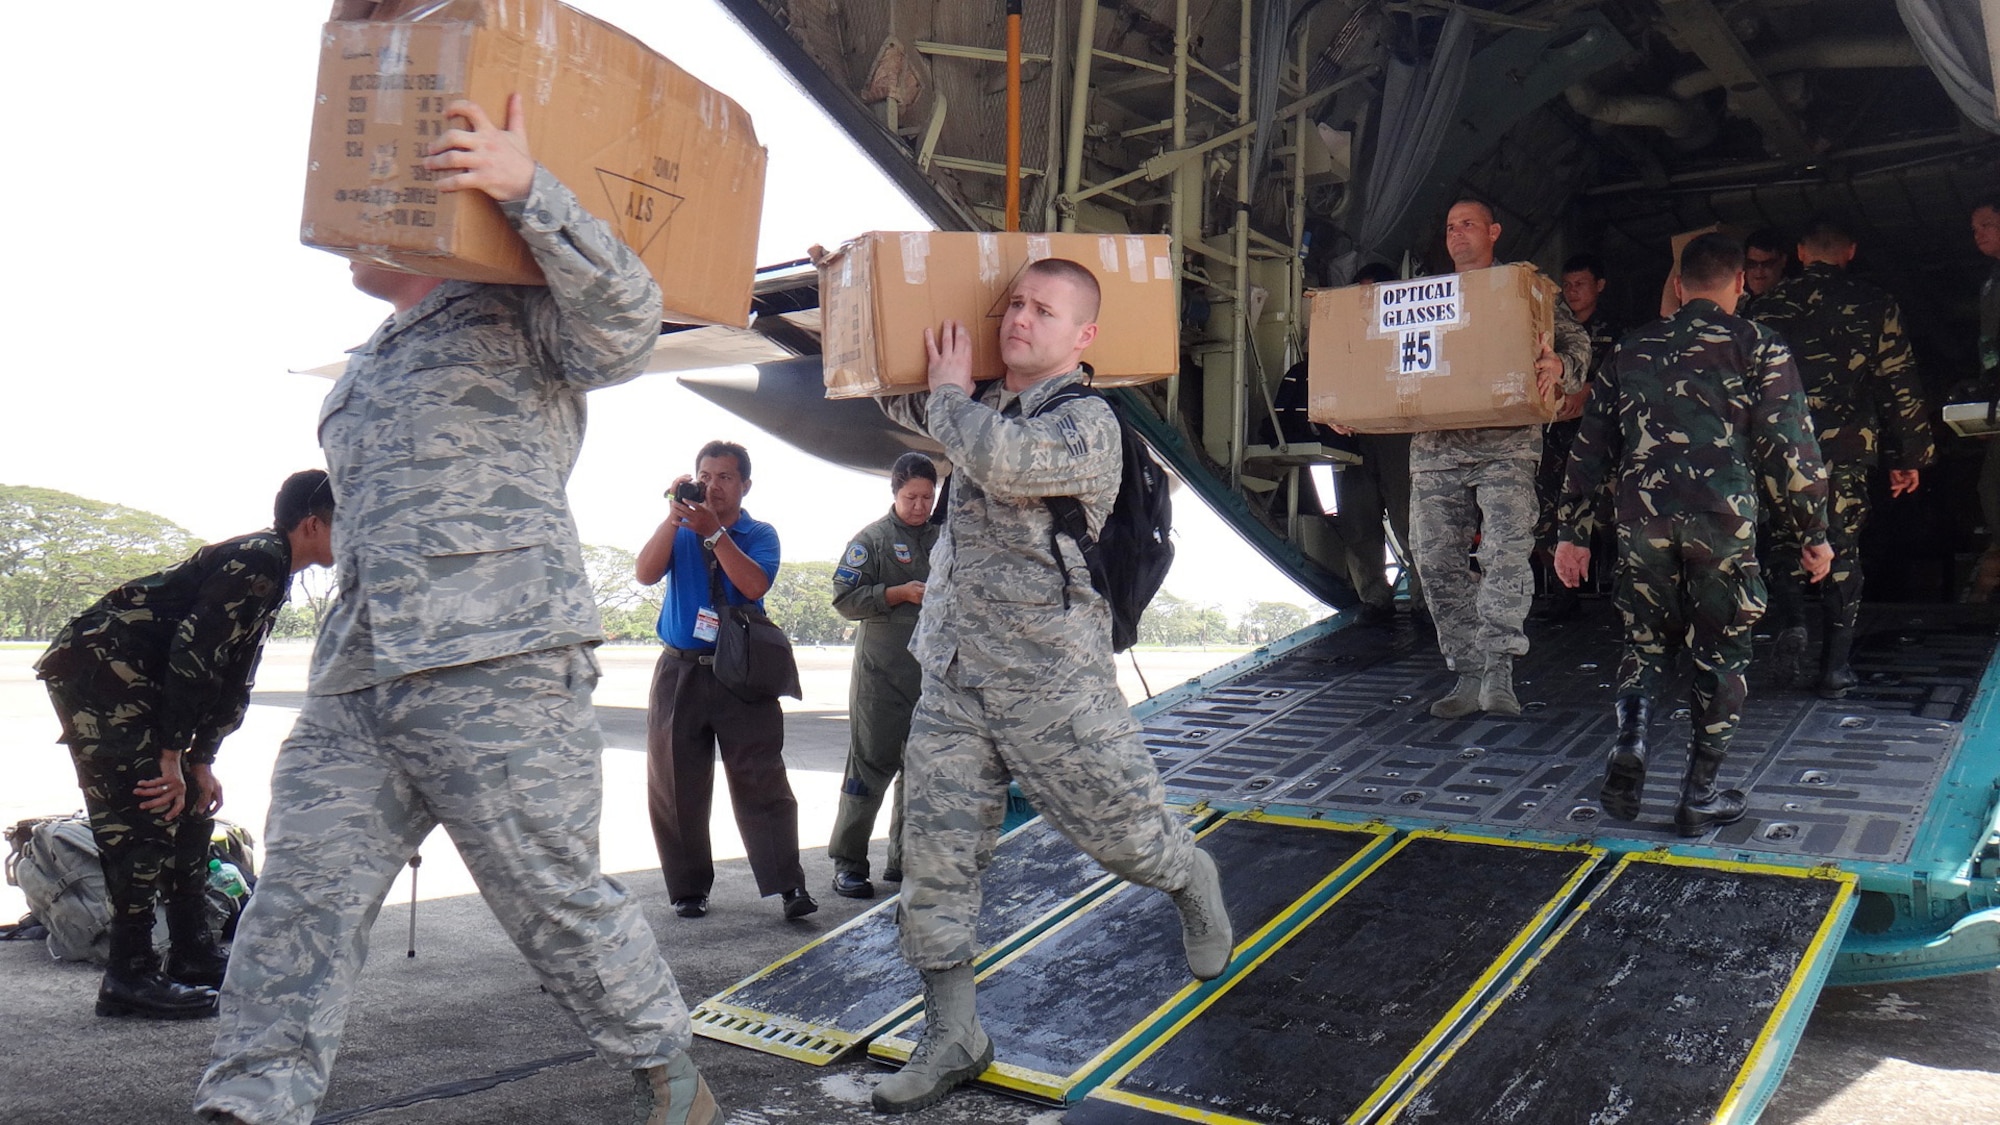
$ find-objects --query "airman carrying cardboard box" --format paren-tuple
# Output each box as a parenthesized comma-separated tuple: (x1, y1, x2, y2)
(819, 231, 1180, 399)
(1306, 263, 1568, 433)
(302, 0, 766, 327)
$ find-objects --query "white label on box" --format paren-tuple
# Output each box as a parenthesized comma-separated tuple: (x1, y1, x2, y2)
(1126, 237, 1147, 278)
(978, 233, 1001, 283)
(1098, 236, 1121, 274)
(1376, 275, 1462, 333)
(900, 232, 930, 284)
(1154, 256, 1172, 281)
(1026, 235, 1052, 262)
(1395, 328, 1442, 376)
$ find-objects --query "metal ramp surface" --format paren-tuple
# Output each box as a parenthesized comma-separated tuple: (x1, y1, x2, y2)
(689, 816, 1129, 1063)
(867, 813, 1394, 1101)
(1073, 847, 1853, 1125)
(1068, 832, 1604, 1124)
(1142, 603, 1999, 863)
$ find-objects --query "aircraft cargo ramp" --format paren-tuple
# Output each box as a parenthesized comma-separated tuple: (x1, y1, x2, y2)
(694, 601, 2000, 1121)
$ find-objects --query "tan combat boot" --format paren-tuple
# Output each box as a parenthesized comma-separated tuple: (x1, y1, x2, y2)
(1429, 670, 1484, 719)
(872, 964, 992, 1113)
(1479, 653, 1521, 716)
(632, 1050, 723, 1125)
(1171, 847, 1233, 980)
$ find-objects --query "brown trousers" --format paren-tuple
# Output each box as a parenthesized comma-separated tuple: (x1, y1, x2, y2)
(645, 650, 803, 901)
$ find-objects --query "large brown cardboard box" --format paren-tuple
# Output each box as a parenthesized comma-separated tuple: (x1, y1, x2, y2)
(820, 232, 1179, 399)
(303, 0, 766, 327)
(1306, 263, 1564, 433)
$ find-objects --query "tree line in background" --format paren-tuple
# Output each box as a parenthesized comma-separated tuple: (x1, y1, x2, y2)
(0, 487, 1316, 648)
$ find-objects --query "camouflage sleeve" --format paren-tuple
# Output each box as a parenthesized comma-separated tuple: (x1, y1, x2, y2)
(1872, 296, 1934, 470)
(162, 551, 289, 763)
(1750, 330, 1830, 548)
(924, 385, 1122, 501)
(1552, 294, 1591, 395)
(879, 390, 933, 437)
(830, 526, 890, 621)
(505, 165, 665, 391)
(1556, 350, 1620, 545)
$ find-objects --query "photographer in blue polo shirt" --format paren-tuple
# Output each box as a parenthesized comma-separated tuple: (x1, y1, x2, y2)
(635, 439, 814, 922)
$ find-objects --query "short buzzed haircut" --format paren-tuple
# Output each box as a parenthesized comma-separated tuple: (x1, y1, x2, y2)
(1448, 198, 1497, 225)
(1020, 257, 1102, 323)
(1799, 216, 1856, 253)
(1680, 233, 1744, 289)
(274, 469, 334, 534)
(1353, 261, 1398, 285)
(1974, 195, 2000, 217)
(1745, 227, 1789, 256)
(697, 439, 752, 480)
(1561, 253, 1606, 280)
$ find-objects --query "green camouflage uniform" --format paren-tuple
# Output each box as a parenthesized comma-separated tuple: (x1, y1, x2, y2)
(827, 509, 938, 879)
(36, 532, 292, 941)
(197, 167, 688, 1125)
(1751, 262, 1932, 630)
(882, 373, 1197, 970)
(1535, 310, 1621, 550)
(1561, 299, 1829, 753)
(1411, 266, 1590, 670)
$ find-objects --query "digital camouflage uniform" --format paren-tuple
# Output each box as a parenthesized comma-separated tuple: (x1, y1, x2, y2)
(1560, 298, 1829, 753)
(827, 509, 939, 880)
(1751, 262, 1932, 631)
(197, 167, 689, 1125)
(882, 373, 1197, 970)
(36, 532, 293, 947)
(1411, 267, 1591, 670)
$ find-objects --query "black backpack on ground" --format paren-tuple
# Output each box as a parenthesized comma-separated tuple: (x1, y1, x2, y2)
(1031, 384, 1175, 652)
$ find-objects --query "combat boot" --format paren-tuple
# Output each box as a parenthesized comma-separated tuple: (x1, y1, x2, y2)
(1817, 625, 1859, 699)
(1598, 695, 1650, 821)
(1673, 748, 1748, 837)
(631, 1050, 723, 1125)
(1478, 654, 1521, 716)
(97, 917, 218, 1020)
(872, 964, 992, 1114)
(1769, 626, 1811, 689)
(165, 888, 228, 989)
(1171, 848, 1232, 980)
(1428, 670, 1484, 719)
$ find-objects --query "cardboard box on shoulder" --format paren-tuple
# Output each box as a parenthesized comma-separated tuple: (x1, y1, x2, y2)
(819, 231, 1180, 399)
(1306, 263, 1565, 433)
(303, 0, 767, 327)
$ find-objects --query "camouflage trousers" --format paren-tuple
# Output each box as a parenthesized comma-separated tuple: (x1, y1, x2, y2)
(1411, 459, 1536, 669)
(197, 647, 688, 1125)
(1765, 461, 1868, 631)
(1616, 513, 1767, 754)
(897, 663, 1196, 970)
(44, 683, 212, 936)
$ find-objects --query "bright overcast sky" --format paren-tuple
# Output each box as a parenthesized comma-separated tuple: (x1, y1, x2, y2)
(0, 0, 1326, 616)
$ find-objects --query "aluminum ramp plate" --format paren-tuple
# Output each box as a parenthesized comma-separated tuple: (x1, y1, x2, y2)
(1069, 832, 1604, 1125)
(1380, 853, 1856, 1125)
(690, 816, 1127, 1063)
(867, 813, 1395, 1101)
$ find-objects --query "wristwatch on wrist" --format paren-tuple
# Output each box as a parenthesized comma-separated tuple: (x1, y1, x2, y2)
(703, 527, 727, 550)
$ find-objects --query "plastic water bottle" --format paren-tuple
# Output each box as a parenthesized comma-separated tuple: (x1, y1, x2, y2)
(208, 858, 249, 901)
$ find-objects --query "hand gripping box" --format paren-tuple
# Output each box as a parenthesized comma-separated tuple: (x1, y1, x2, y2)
(1306, 263, 1567, 433)
(819, 232, 1180, 399)
(303, 0, 767, 327)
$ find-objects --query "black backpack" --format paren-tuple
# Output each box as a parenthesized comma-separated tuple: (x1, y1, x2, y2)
(1032, 385, 1174, 652)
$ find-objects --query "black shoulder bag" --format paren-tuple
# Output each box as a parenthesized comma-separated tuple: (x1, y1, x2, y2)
(704, 548, 802, 702)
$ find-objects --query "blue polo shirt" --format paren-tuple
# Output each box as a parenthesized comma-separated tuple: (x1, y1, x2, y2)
(655, 511, 781, 652)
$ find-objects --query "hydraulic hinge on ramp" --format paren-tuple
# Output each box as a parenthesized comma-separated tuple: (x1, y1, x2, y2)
(1072, 846, 1855, 1125)
(867, 812, 1398, 1101)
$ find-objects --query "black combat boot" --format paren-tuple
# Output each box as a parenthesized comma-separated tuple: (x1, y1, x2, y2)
(1598, 695, 1651, 821)
(1817, 624, 1859, 699)
(97, 916, 218, 1020)
(1673, 747, 1748, 837)
(1766, 571, 1809, 688)
(165, 890, 229, 990)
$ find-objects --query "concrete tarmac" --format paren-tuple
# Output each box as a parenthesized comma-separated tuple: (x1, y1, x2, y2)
(1, 642, 1995, 1124)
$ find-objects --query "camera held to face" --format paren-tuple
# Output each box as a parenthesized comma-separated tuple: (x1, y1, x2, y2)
(670, 480, 708, 505)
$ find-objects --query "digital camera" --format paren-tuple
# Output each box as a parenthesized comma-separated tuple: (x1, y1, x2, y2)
(670, 480, 707, 504)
